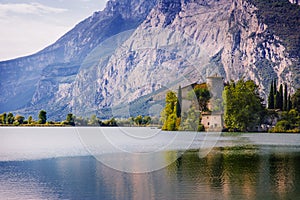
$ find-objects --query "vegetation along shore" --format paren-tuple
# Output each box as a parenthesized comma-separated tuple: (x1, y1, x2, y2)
(1, 78, 300, 133)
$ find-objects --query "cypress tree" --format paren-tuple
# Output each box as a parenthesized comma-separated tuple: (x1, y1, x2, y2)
(283, 84, 288, 111)
(287, 94, 292, 111)
(275, 91, 280, 109)
(279, 84, 283, 110)
(273, 79, 277, 94)
(176, 85, 182, 118)
(38, 110, 47, 124)
(268, 80, 274, 109)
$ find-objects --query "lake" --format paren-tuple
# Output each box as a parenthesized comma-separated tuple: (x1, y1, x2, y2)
(0, 127, 300, 199)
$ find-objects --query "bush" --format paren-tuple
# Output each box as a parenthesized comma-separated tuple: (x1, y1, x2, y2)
(198, 124, 205, 132)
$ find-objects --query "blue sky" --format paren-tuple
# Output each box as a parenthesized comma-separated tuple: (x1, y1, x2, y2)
(0, 0, 108, 61)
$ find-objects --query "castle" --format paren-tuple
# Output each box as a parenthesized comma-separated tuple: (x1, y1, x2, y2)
(180, 74, 225, 132)
(201, 75, 225, 132)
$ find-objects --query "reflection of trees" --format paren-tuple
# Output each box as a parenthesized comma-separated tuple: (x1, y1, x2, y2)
(9, 149, 299, 199)
(173, 148, 299, 199)
(269, 153, 297, 199)
(221, 147, 260, 199)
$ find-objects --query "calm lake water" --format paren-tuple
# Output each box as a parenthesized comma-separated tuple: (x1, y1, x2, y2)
(0, 127, 300, 199)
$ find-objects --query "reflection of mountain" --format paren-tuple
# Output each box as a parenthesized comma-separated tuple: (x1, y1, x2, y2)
(1, 0, 300, 120)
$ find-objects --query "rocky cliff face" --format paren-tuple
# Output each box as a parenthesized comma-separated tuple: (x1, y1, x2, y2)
(87, 0, 298, 115)
(0, 0, 299, 120)
(0, 0, 158, 118)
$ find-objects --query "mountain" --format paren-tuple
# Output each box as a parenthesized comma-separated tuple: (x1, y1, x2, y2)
(0, 0, 299, 120)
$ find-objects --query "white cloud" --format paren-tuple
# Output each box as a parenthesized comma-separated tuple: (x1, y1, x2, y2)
(0, 2, 68, 16)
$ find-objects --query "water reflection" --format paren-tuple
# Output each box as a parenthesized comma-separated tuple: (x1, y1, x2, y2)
(0, 146, 300, 199)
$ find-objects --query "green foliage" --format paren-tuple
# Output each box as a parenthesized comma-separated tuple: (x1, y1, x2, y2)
(64, 113, 75, 126)
(15, 115, 25, 125)
(176, 86, 182, 118)
(269, 80, 290, 111)
(292, 88, 300, 112)
(28, 116, 33, 124)
(283, 84, 288, 111)
(275, 91, 280, 110)
(103, 118, 117, 126)
(166, 113, 177, 131)
(287, 94, 292, 111)
(38, 110, 47, 124)
(0, 110, 152, 127)
(7, 113, 14, 124)
(181, 106, 200, 131)
(223, 79, 266, 132)
(273, 79, 277, 95)
(278, 84, 283, 110)
(88, 114, 100, 126)
(268, 80, 274, 109)
(134, 115, 143, 126)
(187, 87, 211, 112)
(142, 116, 152, 125)
(270, 109, 300, 133)
(197, 124, 205, 132)
(13, 121, 20, 126)
(161, 91, 178, 131)
(0, 112, 7, 124)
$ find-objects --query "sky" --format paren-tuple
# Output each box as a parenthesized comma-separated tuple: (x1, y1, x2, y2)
(0, 0, 108, 61)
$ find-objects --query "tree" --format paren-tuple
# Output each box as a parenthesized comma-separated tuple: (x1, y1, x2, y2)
(7, 113, 14, 124)
(142, 116, 152, 125)
(181, 106, 200, 131)
(15, 115, 25, 124)
(187, 87, 210, 112)
(223, 79, 265, 132)
(88, 114, 99, 126)
(275, 91, 281, 110)
(107, 118, 117, 126)
(278, 84, 283, 110)
(66, 113, 75, 126)
(273, 79, 277, 95)
(287, 94, 292, 111)
(134, 115, 143, 126)
(1, 113, 6, 124)
(292, 88, 300, 112)
(283, 84, 288, 111)
(271, 109, 300, 133)
(28, 116, 33, 124)
(176, 86, 182, 118)
(38, 110, 47, 124)
(161, 91, 178, 131)
(268, 80, 274, 109)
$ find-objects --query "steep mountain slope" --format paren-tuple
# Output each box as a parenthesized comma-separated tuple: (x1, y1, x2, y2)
(0, 0, 299, 120)
(81, 0, 299, 117)
(0, 0, 157, 118)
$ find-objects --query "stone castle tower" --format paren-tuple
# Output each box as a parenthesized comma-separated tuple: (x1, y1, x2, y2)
(201, 74, 225, 132)
(206, 74, 224, 112)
